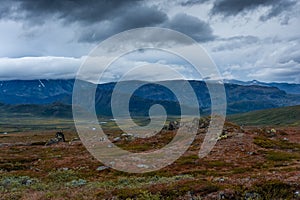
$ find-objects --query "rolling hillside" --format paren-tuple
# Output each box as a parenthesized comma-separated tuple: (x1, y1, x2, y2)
(228, 105, 300, 126)
(0, 102, 73, 118)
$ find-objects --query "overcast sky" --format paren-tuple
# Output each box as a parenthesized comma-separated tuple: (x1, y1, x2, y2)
(0, 0, 299, 83)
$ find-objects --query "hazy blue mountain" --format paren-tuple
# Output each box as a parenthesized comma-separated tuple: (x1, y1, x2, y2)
(0, 79, 73, 104)
(0, 79, 299, 117)
(224, 79, 300, 94)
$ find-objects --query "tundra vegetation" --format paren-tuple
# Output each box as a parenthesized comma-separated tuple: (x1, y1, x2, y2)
(0, 114, 299, 199)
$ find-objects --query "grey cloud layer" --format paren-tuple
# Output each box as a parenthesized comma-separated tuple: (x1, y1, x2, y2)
(181, 0, 297, 23)
(78, 5, 169, 42)
(165, 13, 215, 42)
(211, 0, 297, 22)
(0, 0, 299, 83)
(2, 0, 141, 24)
(0, 0, 215, 43)
(0, 57, 82, 80)
(208, 36, 300, 83)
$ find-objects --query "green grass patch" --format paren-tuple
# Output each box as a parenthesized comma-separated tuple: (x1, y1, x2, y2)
(265, 151, 299, 162)
(206, 160, 232, 168)
(228, 105, 300, 126)
(253, 136, 300, 150)
(247, 180, 295, 200)
(175, 154, 199, 165)
(231, 167, 253, 174)
(46, 169, 79, 183)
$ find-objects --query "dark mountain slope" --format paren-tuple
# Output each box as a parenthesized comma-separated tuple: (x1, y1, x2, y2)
(0, 79, 299, 116)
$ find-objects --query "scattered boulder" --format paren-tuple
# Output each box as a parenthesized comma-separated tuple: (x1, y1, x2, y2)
(168, 121, 180, 130)
(218, 189, 236, 199)
(45, 138, 60, 146)
(270, 128, 276, 133)
(66, 179, 87, 187)
(55, 131, 65, 142)
(265, 128, 277, 137)
(109, 134, 134, 143)
(213, 177, 226, 183)
(45, 131, 66, 146)
(217, 134, 228, 141)
(113, 137, 121, 142)
(69, 137, 80, 144)
(244, 192, 261, 200)
(96, 166, 109, 171)
(168, 121, 176, 130)
(199, 117, 210, 128)
(121, 133, 134, 138)
(162, 125, 169, 130)
(283, 137, 289, 141)
(137, 164, 150, 169)
(0, 176, 36, 188)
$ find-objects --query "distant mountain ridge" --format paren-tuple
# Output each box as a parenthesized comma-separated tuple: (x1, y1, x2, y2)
(0, 79, 73, 104)
(0, 79, 299, 116)
(224, 79, 300, 94)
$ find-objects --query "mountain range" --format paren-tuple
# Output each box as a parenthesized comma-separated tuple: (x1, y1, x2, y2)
(0, 79, 299, 117)
(224, 79, 300, 95)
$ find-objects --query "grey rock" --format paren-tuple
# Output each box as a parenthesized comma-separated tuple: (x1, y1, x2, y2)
(0, 176, 35, 188)
(113, 137, 121, 142)
(67, 179, 87, 187)
(45, 131, 66, 146)
(137, 164, 150, 169)
(96, 166, 109, 171)
(244, 192, 261, 200)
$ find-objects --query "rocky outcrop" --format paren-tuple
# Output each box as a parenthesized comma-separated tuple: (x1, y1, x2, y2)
(45, 131, 66, 146)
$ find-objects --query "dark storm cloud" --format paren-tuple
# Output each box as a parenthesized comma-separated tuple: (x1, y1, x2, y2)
(0, 0, 13, 19)
(79, 12, 216, 43)
(0, 0, 299, 83)
(75, 12, 216, 43)
(0, 0, 169, 30)
(78, 5, 168, 42)
(164, 13, 216, 42)
(0, 0, 215, 43)
(1, 0, 141, 25)
(211, 0, 297, 22)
